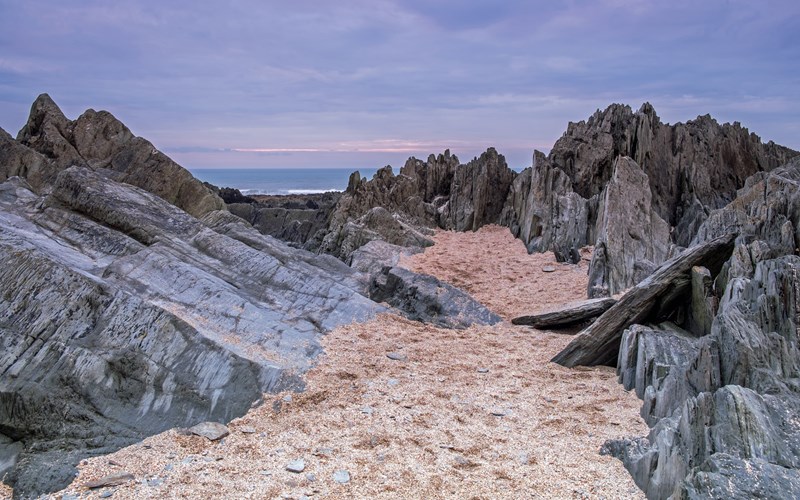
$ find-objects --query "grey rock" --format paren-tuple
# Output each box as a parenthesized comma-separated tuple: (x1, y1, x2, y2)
(189, 422, 230, 441)
(315, 148, 514, 261)
(286, 459, 305, 473)
(16, 94, 225, 217)
(587, 156, 671, 297)
(606, 254, 800, 498)
(552, 233, 735, 367)
(511, 297, 616, 329)
(99, 490, 115, 498)
(477, 368, 489, 373)
(240, 426, 256, 434)
(348, 240, 423, 277)
(84, 472, 135, 489)
(305, 473, 316, 482)
(333, 470, 351, 484)
(0, 166, 383, 496)
(369, 266, 502, 329)
(386, 352, 407, 361)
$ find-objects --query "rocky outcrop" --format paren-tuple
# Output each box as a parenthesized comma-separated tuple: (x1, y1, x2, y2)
(0, 167, 383, 496)
(501, 103, 797, 295)
(552, 233, 736, 367)
(587, 156, 672, 297)
(606, 255, 800, 499)
(223, 191, 341, 247)
(315, 148, 515, 261)
(0, 127, 58, 190)
(600, 159, 800, 498)
(15, 94, 224, 217)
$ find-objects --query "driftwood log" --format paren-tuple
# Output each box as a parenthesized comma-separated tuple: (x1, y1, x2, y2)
(551, 233, 736, 367)
(511, 297, 617, 329)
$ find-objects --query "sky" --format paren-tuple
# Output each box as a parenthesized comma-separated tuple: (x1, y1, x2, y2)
(0, 0, 798, 171)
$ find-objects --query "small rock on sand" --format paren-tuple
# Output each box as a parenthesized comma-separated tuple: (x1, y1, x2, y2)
(386, 352, 407, 361)
(189, 422, 230, 441)
(85, 472, 135, 489)
(333, 470, 351, 484)
(542, 265, 556, 273)
(286, 459, 306, 473)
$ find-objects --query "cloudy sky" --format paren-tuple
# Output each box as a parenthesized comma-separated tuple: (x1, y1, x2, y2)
(1, 0, 798, 170)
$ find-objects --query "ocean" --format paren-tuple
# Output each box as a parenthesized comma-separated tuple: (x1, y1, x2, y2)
(189, 167, 380, 195)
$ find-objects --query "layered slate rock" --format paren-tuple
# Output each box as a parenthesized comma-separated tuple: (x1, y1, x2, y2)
(0, 167, 383, 496)
(605, 256, 800, 499)
(314, 148, 515, 260)
(369, 266, 502, 330)
(601, 159, 800, 498)
(501, 103, 798, 294)
(16, 93, 224, 217)
(587, 157, 671, 297)
(551, 233, 736, 367)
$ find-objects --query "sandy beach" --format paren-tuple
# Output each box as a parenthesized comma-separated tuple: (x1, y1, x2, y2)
(51, 225, 646, 499)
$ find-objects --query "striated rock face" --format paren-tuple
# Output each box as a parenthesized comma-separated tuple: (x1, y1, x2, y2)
(16, 93, 224, 217)
(502, 103, 797, 295)
(587, 156, 671, 297)
(0, 167, 383, 496)
(315, 148, 515, 261)
(603, 159, 800, 498)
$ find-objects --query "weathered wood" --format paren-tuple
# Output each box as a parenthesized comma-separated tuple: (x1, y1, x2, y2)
(551, 233, 737, 367)
(511, 297, 617, 328)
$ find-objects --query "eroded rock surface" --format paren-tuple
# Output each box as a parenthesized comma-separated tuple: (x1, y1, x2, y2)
(0, 166, 383, 496)
(16, 93, 224, 217)
(502, 103, 797, 295)
(602, 159, 800, 498)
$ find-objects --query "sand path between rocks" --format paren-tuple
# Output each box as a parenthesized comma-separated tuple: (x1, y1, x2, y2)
(52, 225, 646, 499)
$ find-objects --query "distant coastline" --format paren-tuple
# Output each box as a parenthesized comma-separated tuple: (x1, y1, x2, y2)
(189, 167, 379, 195)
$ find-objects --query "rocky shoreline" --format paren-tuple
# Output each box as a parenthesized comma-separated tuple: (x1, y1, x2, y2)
(1, 94, 799, 498)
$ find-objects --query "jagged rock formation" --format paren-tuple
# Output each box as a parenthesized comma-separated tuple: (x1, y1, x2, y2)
(598, 158, 800, 498)
(0, 167, 383, 496)
(15, 93, 224, 217)
(314, 148, 515, 260)
(1, 96, 506, 497)
(502, 103, 797, 295)
(587, 156, 672, 297)
(552, 233, 736, 367)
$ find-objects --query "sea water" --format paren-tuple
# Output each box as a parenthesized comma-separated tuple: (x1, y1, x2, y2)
(189, 167, 380, 195)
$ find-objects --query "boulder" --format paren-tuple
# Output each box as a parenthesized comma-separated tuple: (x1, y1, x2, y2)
(369, 266, 502, 329)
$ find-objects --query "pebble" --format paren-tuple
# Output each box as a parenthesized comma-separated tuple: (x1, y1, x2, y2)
(164, 464, 174, 472)
(360, 406, 374, 415)
(490, 408, 508, 417)
(166, 453, 176, 459)
(386, 352, 407, 361)
(99, 491, 114, 499)
(62, 495, 80, 500)
(147, 478, 163, 487)
(260, 470, 272, 476)
(314, 447, 333, 457)
(542, 265, 556, 273)
(85, 472, 135, 489)
(282, 394, 293, 403)
(333, 470, 351, 484)
(188, 422, 230, 441)
(286, 459, 306, 473)
(181, 457, 194, 464)
(240, 425, 256, 434)
(477, 368, 489, 373)
(305, 473, 317, 482)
